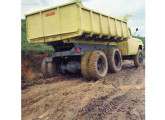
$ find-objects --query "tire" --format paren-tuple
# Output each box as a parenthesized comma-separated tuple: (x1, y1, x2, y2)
(134, 49, 143, 67)
(106, 47, 122, 73)
(41, 58, 56, 77)
(47, 62, 56, 77)
(88, 50, 108, 80)
(81, 51, 92, 80)
(41, 57, 48, 77)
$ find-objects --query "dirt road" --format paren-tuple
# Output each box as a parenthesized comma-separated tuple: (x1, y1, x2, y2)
(21, 60, 145, 120)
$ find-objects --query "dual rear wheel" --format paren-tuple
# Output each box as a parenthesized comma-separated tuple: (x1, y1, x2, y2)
(41, 58, 57, 78)
(105, 47, 122, 73)
(81, 47, 122, 80)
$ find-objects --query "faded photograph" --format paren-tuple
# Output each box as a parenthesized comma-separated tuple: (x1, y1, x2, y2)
(21, 0, 145, 120)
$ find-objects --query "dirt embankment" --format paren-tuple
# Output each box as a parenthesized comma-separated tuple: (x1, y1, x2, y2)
(21, 56, 145, 120)
(21, 54, 45, 87)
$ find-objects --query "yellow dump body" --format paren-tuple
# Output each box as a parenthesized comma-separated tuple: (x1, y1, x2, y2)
(26, 1, 129, 43)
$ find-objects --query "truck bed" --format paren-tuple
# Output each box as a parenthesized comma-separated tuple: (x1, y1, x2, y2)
(25, 1, 129, 43)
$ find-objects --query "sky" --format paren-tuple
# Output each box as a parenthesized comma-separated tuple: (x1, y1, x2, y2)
(21, 0, 145, 36)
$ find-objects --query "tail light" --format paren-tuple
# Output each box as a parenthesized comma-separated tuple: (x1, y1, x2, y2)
(76, 48, 80, 54)
(45, 52, 49, 57)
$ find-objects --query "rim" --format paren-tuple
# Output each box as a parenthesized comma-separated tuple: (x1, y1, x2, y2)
(138, 51, 143, 65)
(97, 56, 106, 74)
(114, 51, 121, 69)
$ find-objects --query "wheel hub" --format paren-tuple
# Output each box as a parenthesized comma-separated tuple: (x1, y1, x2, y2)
(114, 52, 121, 68)
(97, 56, 106, 74)
(138, 52, 143, 65)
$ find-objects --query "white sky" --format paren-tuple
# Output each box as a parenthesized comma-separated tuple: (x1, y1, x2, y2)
(21, 0, 145, 36)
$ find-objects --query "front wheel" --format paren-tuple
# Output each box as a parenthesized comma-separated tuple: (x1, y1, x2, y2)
(134, 49, 143, 67)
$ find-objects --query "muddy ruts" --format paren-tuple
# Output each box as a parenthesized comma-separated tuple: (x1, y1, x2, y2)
(76, 92, 127, 120)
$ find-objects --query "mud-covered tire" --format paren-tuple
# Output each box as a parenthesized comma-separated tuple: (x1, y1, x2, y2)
(134, 49, 143, 67)
(103, 49, 108, 55)
(106, 47, 122, 73)
(47, 62, 56, 77)
(41, 58, 48, 77)
(41, 58, 56, 77)
(88, 50, 108, 80)
(81, 51, 92, 80)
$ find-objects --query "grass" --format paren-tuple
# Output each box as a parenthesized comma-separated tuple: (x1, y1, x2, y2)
(21, 19, 53, 55)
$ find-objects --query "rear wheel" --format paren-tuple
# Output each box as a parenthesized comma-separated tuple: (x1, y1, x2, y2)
(41, 58, 57, 77)
(81, 51, 92, 80)
(41, 58, 48, 77)
(47, 62, 56, 77)
(88, 50, 108, 80)
(134, 49, 143, 67)
(106, 47, 122, 73)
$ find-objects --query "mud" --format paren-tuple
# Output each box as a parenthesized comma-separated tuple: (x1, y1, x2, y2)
(21, 58, 145, 120)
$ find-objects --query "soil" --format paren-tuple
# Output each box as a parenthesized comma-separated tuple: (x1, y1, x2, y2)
(21, 54, 145, 120)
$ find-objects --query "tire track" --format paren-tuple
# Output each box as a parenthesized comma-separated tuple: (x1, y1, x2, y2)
(22, 60, 145, 120)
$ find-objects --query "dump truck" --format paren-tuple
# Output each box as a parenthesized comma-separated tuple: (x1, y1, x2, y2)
(25, 1, 144, 80)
